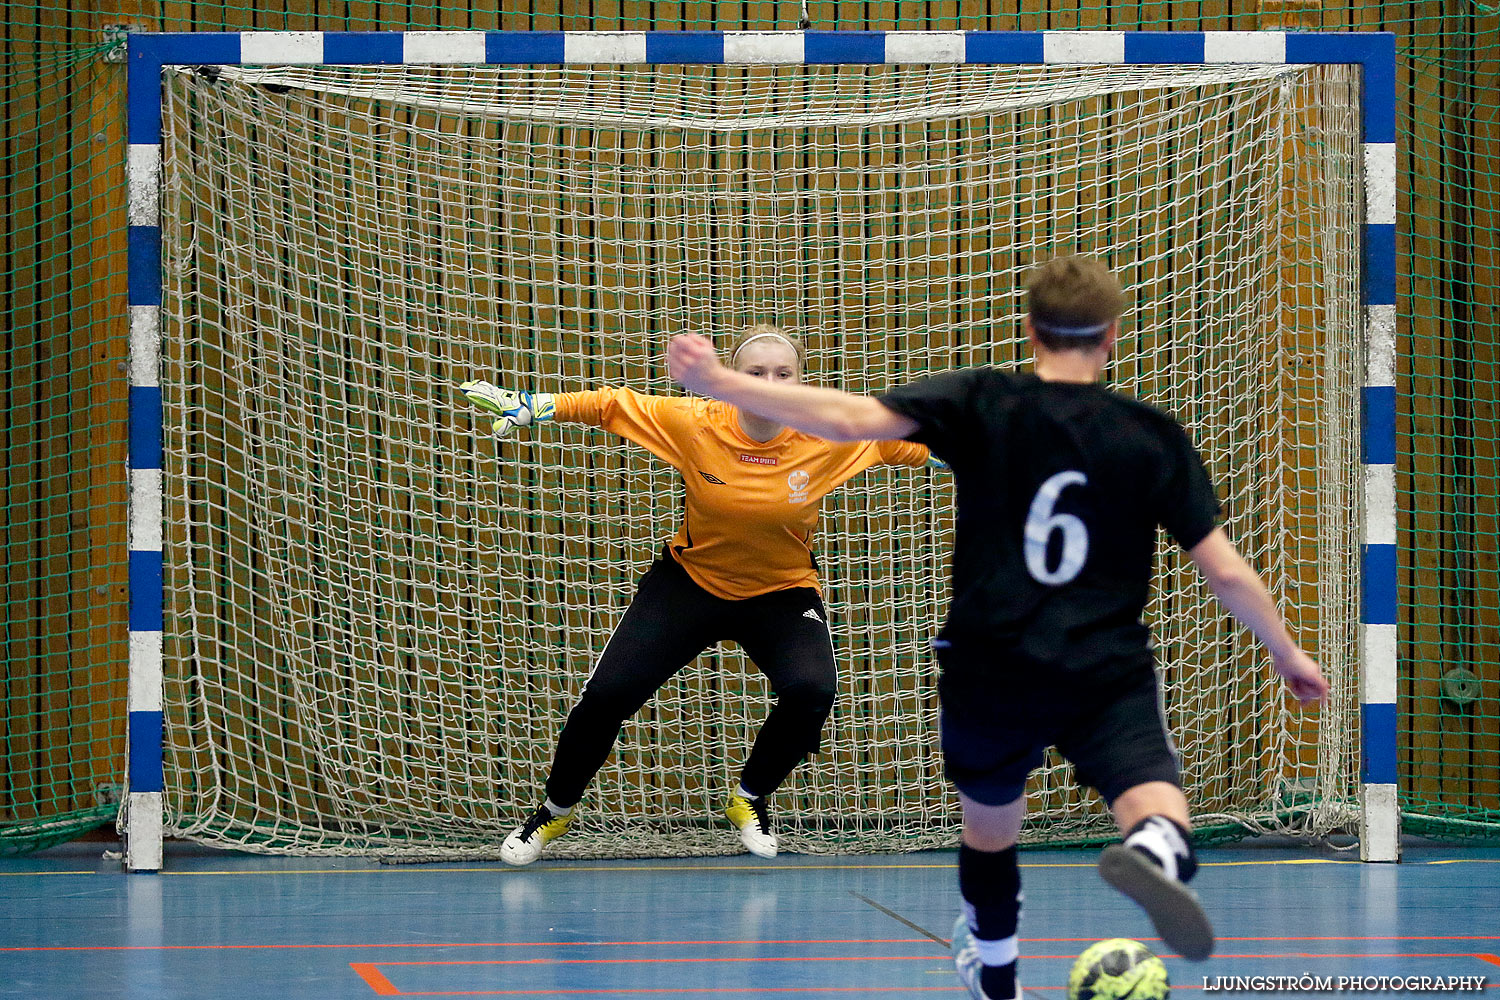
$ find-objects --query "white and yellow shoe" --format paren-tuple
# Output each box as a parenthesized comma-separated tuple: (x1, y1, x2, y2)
(500, 804, 573, 866)
(724, 792, 777, 858)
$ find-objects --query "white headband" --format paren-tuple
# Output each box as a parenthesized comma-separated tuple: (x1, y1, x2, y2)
(731, 331, 800, 365)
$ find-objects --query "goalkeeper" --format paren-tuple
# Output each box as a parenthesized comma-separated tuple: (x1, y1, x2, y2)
(459, 324, 932, 866)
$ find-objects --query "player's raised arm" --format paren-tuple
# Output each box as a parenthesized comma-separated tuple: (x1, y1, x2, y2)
(668, 332, 917, 442)
(1186, 527, 1329, 705)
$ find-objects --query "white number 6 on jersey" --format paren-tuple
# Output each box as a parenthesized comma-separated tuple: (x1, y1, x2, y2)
(1024, 470, 1089, 586)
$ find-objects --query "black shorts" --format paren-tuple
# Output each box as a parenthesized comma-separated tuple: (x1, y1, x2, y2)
(938, 664, 1180, 807)
(581, 549, 837, 712)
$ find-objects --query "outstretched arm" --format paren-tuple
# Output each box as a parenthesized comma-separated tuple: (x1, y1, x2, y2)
(1187, 527, 1329, 704)
(459, 380, 697, 469)
(668, 333, 917, 442)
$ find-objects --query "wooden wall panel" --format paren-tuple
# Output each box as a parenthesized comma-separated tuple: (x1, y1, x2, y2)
(1465, 7, 1500, 813)
(3, 0, 46, 827)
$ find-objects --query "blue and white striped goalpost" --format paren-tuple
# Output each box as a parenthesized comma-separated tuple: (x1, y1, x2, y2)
(122, 28, 1399, 871)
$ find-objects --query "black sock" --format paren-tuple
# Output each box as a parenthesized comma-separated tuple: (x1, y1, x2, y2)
(1123, 815, 1198, 883)
(959, 843, 1021, 998)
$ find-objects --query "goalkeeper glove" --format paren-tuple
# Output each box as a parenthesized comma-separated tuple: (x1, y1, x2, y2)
(457, 380, 556, 438)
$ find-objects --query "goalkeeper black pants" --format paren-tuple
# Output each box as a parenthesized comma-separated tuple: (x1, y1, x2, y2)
(543, 551, 837, 809)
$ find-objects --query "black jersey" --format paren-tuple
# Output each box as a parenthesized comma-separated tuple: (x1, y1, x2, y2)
(879, 367, 1220, 688)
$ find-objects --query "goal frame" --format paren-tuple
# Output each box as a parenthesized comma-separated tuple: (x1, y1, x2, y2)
(121, 28, 1399, 871)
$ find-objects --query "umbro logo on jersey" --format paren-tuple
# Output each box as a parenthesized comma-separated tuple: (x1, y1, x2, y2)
(698, 470, 726, 485)
(802, 608, 824, 624)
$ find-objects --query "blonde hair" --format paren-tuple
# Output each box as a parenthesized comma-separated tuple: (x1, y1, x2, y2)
(728, 323, 805, 370)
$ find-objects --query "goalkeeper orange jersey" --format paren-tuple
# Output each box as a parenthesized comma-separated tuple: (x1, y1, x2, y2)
(554, 387, 930, 600)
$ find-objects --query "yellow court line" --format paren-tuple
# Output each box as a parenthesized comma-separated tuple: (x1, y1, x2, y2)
(160, 864, 960, 876)
(3, 856, 1496, 877)
(0, 870, 100, 877)
(150, 859, 1365, 876)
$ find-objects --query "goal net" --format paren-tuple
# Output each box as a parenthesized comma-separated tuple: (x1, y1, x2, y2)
(155, 57, 1362, 857)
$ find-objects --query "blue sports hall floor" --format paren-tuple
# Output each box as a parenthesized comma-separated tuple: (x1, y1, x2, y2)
(2, 840, 1497, 999)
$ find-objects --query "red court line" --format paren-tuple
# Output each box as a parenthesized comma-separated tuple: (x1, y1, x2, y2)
(364, 953, 1500, 967)
(361, 989, 968, 996)
(352, 963, 401, 996)
(1206, 959, 1500, 965)
(1019, 988, 1499, 994)
(0, 937, 928, 953)
(1215, 937, 1500, 942)
(371, 955, 945, 968)
(9, 934, 1500, 954)
(357, 954, 1500, 996)
(355, 988, 1500, 999)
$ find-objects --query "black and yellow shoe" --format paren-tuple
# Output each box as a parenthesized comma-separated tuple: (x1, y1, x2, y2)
(724, 792, 777, 858)
(500, 803, 573, 866)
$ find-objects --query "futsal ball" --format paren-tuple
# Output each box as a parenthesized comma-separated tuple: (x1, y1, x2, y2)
(1067, 938, 1169, 1000)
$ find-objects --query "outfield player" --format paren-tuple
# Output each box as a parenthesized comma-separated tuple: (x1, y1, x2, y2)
(459, 325, 931, 865)
(667, 257, 1328, 998)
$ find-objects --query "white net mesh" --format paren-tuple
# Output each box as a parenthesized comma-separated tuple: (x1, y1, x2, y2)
(157, 59, 1362, 857)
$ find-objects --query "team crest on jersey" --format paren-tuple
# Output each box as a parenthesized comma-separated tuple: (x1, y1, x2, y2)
(787, 469, 811, 502)
(698, 470, 726, 485)
(740, 453, 777, 466)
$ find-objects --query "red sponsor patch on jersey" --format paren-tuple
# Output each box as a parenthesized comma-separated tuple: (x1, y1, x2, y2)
(739, 453, 778, 466)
